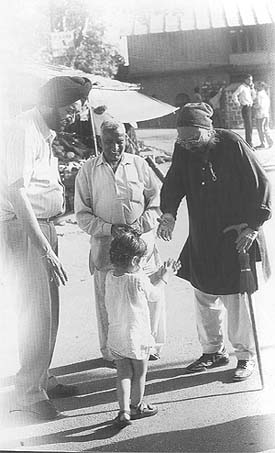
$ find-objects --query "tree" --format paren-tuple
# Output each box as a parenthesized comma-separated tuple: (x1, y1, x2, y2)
(65, 25, 124, 77)
(41, 0, 124, 77)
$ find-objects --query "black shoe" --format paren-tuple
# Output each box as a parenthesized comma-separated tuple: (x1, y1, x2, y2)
(47, 383, 78, 399)
(149, 353, 160, 361)
(186, 349, 230, 373)
(233, 359, 255, 381)
(11, 400, 61, 420)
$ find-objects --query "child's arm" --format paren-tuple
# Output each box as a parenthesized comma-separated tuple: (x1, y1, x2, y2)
(149, 260, 181, 338)
(149, 258, 181, 286)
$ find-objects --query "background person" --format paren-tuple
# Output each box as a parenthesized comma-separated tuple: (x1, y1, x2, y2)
(208, 87, 224, 128)
(193, 86, 202, 103)
(157, 102, 271, 382)
(232, 74, 256, 147)
(74, 120, 165, 362)
(0, 76, 92, 420)
(253, 81, 273, 149)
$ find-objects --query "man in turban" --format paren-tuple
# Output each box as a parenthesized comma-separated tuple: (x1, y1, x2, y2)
(0, 76, 92, 419)
(157, 102, 271, 382)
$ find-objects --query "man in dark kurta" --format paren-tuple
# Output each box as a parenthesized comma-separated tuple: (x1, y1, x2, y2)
(157, 102, 271, 382)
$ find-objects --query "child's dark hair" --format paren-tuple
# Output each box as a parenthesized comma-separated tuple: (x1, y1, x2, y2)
(110, 231, 147, 268)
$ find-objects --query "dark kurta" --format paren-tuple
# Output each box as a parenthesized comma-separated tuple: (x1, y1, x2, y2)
(160, 129, 271, 294)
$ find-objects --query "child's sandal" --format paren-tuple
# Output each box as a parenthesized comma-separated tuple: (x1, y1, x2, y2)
(113, 410, 132, 428)
(130, 402, 158, 419)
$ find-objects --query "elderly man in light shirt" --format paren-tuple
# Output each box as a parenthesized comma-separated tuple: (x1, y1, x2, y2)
(232, 74, 256, 147)
(75, 120, 165, 361)
(0, 76, 92, 420)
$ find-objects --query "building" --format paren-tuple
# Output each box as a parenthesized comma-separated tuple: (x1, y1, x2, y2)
(119, 0, 275, 128)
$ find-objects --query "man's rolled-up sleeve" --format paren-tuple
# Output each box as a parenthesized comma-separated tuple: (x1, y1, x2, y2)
(232, 86, 241, 105)
(139, 161, 161, 233)
(6, 124, 35, 188)
(74, 165, 112, 237)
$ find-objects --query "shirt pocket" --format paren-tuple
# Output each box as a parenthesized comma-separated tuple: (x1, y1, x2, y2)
(129, 181, 144, 202)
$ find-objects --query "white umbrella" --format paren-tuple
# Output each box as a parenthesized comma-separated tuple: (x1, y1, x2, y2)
(89, 89, 178, 123)
(3, 62, 178, 123)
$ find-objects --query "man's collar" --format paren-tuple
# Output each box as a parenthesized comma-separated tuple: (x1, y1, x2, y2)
(34, 107, 56, 142)
(96, 152, 132, 167)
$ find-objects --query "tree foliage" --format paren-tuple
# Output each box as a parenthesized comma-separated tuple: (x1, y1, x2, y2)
(42, 0, 124, 77)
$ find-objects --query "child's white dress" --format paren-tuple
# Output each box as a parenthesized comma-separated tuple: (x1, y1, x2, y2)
(105, 269, 162, 360)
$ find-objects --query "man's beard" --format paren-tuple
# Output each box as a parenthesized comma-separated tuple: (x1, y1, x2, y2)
(44, 108, 71, 132)
(180, 136, 208, 151)
(178, 131, 217, 151)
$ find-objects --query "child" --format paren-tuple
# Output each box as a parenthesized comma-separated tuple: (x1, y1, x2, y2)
(105, 230, 180, 428)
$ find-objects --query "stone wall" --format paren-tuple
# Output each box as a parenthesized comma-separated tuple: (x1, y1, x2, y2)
(223, 83, 243, 129)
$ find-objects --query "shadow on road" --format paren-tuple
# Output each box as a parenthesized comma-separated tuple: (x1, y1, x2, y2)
(84, 413, 275, 452)
(13, 413, 275, 451)
(16, 419, 122, 449)
(1, 360, 263, 426)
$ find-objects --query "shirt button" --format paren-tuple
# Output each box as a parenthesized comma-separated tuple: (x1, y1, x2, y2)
(202, 167, 206, 171)
(201, 181, 205, 186)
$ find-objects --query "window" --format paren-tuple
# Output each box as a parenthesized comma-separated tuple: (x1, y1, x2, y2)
(230, 26, 270, 53)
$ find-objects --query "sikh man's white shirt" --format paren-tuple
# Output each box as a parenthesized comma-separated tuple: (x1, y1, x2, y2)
(0, 107, 64, 221)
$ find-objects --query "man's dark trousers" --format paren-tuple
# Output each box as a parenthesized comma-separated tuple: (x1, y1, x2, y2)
(241, 105, 253, 147)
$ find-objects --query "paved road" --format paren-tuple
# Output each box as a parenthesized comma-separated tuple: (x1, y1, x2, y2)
(1, 129, 275, 452)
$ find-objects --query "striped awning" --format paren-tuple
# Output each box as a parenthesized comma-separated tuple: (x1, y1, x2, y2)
(122, 0, 275, 35)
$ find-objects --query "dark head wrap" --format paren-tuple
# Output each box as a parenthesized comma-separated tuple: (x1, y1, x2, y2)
(177, 102, 213, 129)
(38, 76, 92, 107)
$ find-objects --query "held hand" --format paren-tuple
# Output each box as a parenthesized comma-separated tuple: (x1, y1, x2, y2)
(42, 250, 68, 286)
(130, 219, 143, 235)
(111, 224, 130, 237)
(235, 227, 258, 253)
(111, 223, 143, 237)
(223, 223, 258, 253)
(157, 214, 175, 241)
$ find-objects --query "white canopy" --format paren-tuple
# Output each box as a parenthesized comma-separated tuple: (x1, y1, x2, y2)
(89, 89, 178, 123)
(3, 62, 178, 122)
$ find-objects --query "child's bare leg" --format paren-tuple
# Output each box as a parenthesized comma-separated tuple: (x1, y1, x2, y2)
(116, 358, 133, 412)
(130, 358, 148, 406)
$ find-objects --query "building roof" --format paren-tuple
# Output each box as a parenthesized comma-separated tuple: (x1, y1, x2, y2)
(122, 0, 275, 35)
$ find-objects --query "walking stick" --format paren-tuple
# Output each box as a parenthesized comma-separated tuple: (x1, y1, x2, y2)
(145, 156, 165, 183)
(247, 292, 264, 389)
(239, 251, 264, 389)
(224, 225, 265, 391)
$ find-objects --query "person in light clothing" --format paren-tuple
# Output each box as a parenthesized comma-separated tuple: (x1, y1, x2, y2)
(253, 81, 273, 149)
(105, 230, 180, 428)
(232, 74, 256, 147)
(74, 119, 165, 361)
(0, 76, 92, 420)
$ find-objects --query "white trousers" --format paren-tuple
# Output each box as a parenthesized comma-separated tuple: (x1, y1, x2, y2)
(0, 219, 59, 406)
(194, 288, 255, 360)
(93, 268, 166, 360)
